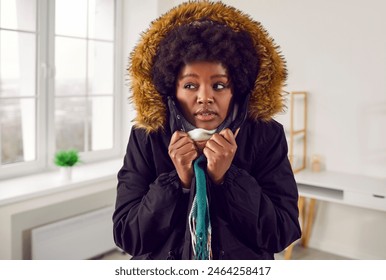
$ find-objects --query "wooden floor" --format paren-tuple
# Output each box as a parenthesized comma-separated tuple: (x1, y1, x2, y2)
(96, 245, 350, 260)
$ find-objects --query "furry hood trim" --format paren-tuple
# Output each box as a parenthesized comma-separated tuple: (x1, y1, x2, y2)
(129, 1, 287, 133)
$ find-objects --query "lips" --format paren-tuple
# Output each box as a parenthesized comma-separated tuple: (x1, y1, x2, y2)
(194, 109, 217, 121)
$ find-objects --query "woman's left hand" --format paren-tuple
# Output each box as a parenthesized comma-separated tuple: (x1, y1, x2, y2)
(203, 128, 239, 185)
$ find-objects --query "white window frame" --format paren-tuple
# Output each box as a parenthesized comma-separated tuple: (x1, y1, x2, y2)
(0, 0, 123, 180)
(0, 0, 47, 179)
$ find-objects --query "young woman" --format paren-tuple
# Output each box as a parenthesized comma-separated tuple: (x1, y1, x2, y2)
(113, 2, 301, 260)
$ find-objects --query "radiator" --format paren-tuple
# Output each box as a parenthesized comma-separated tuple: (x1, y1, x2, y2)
(31, 206, 117, 259)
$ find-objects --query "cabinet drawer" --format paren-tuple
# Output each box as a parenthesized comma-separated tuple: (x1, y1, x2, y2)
(345, 191, 386, 211)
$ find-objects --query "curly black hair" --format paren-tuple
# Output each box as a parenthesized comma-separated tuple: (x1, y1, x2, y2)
(151, 20, 260, 103)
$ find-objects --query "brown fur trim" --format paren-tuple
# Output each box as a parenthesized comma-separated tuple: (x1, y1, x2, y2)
(129, 1, 287, 132)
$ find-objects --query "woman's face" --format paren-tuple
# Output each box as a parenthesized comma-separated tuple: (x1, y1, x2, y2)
(176, 61, 233, 130)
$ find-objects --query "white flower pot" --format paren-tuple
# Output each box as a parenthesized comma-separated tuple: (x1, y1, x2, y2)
(60, 166, 72, 182)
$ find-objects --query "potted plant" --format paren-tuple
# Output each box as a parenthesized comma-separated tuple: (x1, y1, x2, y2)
(54, 149, 80, 181)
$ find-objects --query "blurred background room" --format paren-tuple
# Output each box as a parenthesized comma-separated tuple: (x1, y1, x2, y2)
(0, 0, 385, 260)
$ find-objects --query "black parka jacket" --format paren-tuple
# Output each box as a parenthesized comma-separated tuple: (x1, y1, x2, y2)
(113, 2, 301, 260)
(114, 119, 301, 259)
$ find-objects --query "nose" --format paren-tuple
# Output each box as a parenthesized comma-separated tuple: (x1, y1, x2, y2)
(197, 85, 214, 104)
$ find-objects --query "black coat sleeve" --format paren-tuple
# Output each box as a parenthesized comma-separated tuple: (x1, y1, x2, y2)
(214, 122, 301, 253)
(112, 128, 186, 256)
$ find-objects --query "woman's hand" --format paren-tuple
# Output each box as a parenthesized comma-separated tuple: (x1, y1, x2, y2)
(168, 131, 198, 188)
(203, 128, 239, 185)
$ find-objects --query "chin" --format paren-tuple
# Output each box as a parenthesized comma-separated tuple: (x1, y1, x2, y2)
(195, 122, 219, 130)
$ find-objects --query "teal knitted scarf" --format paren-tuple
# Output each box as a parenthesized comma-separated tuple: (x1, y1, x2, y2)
(189, 154, 212, 259)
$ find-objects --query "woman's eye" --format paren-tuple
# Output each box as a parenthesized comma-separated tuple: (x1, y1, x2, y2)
(183, 83, 197, 90)
(213, 83, 227, 91)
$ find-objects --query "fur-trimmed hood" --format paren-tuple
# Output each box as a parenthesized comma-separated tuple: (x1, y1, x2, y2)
(129, 1, 287, 133)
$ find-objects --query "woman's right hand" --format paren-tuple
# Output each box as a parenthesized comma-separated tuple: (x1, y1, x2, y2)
(168, 131, 198, 189)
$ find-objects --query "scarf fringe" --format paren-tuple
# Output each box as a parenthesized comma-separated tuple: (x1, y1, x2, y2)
(189, 194, 212, 260)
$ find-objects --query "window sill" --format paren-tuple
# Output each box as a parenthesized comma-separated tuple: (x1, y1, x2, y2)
(0, 159, 122, 207)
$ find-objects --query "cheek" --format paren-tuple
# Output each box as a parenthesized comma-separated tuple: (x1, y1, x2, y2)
(176, 94, 194, 109)
(220, 93, 233, 117)
(176, 92, 196, 120)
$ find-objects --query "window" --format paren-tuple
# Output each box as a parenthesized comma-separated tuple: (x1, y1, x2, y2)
(0, 0, 121, 179)
(0, 0, 37, 167)
(54, 0, 115, 152)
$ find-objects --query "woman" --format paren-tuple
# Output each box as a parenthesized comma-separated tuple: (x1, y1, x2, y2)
(113, 1, 301, 260)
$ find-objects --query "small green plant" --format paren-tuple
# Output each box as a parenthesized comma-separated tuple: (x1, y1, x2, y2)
(54, 149, 80, 167)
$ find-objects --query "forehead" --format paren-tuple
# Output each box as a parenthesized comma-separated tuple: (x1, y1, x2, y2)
(179, 61, 228, 78)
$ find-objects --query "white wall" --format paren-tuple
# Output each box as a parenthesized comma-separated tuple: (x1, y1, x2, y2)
(121, 0, 386, 259)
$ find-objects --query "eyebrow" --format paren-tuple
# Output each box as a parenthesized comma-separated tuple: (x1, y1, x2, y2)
(179, 73, 229, 80)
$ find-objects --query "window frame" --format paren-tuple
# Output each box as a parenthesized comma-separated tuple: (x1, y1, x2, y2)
(0, 0, 123, 180)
